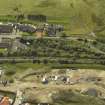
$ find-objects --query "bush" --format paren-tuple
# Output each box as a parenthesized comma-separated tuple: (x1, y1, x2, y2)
(9, 78, 14, 83)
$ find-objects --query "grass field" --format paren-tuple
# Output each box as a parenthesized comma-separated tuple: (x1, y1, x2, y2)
(0, 0, 104, 35)
(1, 63, 105, 77)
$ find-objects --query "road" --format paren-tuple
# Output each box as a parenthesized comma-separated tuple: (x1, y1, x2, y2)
(0, 34, 94, 42)
(26, 36, 94, 42)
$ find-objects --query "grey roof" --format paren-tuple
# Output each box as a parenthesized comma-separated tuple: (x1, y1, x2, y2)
(0, 25, 13, 33)
(83, 88, 99, 97)
(0, 43, 11, 48)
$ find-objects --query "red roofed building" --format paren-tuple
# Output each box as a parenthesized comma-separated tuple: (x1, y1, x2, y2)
(0, 97, 10, 105)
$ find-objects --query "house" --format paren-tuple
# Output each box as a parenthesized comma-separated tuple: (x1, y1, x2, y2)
(55, 25, 64, 32)
(42, 76, 48, 84)
(46, 24, 56, 36)
(0, 25, 13, 34)
(45, 24, 64, 36)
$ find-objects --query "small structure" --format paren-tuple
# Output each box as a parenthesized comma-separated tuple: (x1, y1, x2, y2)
(27, 14, 47, 22)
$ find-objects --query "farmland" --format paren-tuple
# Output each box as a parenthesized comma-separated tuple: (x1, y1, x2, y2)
(0, 0, 105, 35)
(0, 0, 105, 105)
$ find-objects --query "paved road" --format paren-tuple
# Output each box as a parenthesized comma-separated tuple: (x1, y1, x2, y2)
(26, 36, 94, 41)
(0, 57, 68, 62)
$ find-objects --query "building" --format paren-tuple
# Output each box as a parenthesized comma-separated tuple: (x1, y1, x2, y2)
(0, 97, 10, 105)
(81, 88, 102, 97)
(0, 25, 13, 34)
(17, 24, 36, 33)
(0, 43, 11, 49)
(45, 24, 64, 37)
(27, 14, 47, 22)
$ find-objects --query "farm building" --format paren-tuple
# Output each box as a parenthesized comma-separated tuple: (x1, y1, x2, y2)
(0, 43, 11, 49)
(27, 14, 47, 22)
(0, 25, 13, 34)
(16, 24, 36, 33)
(81, 88, 102, 97)
(45, 24, 64, 36)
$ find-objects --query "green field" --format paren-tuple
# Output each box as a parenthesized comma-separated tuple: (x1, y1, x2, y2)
(0, 0, 105, 35)
(0, 1, 105, 105)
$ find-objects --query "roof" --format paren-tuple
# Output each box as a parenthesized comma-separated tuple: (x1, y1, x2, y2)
(0, 97, 10, 105)
(0, 43, 10, 48)
(17, 24, 36, 33)
(0, 25, 13, 33)
(83, 88, 99, 97)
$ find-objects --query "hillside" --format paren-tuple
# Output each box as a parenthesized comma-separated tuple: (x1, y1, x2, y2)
(0, 0, 105, 34)
(0, 1, 105, 105)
